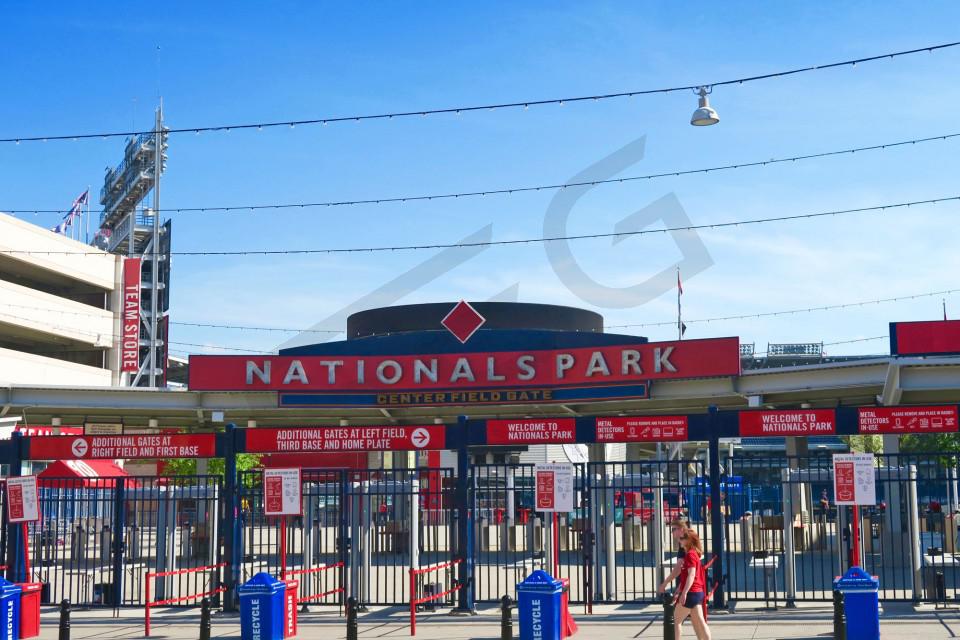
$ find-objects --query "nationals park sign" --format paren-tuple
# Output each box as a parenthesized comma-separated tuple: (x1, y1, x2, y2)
(188, 337, 741, 407)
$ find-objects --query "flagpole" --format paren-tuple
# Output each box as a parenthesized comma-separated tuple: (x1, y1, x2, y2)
(945, 298, 949, 322)
(677, 266, 682, 341)
(85, 185, 90, 244)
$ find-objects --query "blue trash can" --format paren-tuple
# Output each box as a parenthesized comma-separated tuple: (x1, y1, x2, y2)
(516, 570, 563, 640)
(0, 579, 22, 640)
(833, 567, 879, 640)
(238, 573, 285, 640)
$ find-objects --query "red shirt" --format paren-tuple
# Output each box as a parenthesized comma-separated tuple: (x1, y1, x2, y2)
(680, 550, 706, 593)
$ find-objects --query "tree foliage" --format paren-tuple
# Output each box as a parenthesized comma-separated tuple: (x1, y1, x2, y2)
(161, 454, 262, 477)
(900, 432, 960, 454)
(843, 435, 884, 454)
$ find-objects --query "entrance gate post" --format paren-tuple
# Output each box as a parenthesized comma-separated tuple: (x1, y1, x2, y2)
(111, 478, 127, 606)
(652, 472, 665, 587)
(707, 423, 725, 609)
(454, 415, 475, 613)
(337, 472, 348, 605)
(223, 423, 241, 612)
(4, 433, 24, 583)
(781, 468, 797, 606)
(908, 465, 922, 601)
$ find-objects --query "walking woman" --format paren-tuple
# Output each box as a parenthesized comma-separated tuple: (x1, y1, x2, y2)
(672, 529, 711, 640)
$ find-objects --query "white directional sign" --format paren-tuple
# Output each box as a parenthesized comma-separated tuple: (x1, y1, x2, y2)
(833, 453, 876, 506)
(263, 468, 302, 516)
(6, 476, 40, 523)
(534, 463, 574, 513)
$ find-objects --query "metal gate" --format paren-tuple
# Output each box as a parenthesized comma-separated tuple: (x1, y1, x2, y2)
(471, 460, 707, 605)
(239, 467, 455, 607)
(587, 460, 709, 604)
(724, 452, 960, 604)
(27, 475, 223, 607)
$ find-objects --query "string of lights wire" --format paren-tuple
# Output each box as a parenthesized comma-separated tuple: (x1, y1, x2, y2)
(0, 310, 271, 354)
(605, 288, 959, 329)
(0, 302, 342, 333)
(1, 194, 956, 257)
(2, 41, 957, 144)
(749, 335, 890, 357)
(2, 289, 951, 337)
(6, 132, 958, 214)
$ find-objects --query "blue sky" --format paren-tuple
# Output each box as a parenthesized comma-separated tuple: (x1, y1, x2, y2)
(2, 3, 959, 357)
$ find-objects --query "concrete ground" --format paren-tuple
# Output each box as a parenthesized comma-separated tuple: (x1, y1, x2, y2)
(34, 601, 960, 640)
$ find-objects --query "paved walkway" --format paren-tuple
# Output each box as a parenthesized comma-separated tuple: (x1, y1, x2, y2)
(34, 602, 960, 640)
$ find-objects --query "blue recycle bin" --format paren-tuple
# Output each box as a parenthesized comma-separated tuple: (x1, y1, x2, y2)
(238, 573, 285, 640)
(0, 579, 21, 640)
(517, 570, 563, 640)
(833, 567, 880, 640)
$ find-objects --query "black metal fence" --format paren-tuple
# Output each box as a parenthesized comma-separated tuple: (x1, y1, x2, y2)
(8, 447, 960, 609)
(470, 460, 708, 606)
(238, 467, 455, 607)
(24, 475, 224, 607)
(723, 453, 960, 604)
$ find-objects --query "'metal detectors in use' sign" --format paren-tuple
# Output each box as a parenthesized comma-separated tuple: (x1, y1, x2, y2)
(244, 425, 446, 453)
(739, 409, 836, 437)
(596, 416, 688, 442)
(858, 406, 959, 434)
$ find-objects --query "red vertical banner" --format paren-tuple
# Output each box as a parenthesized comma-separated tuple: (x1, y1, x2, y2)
(121, 258, 142, 373)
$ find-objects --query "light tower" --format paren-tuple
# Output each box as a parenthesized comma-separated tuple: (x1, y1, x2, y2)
(94, 105, 171, 387)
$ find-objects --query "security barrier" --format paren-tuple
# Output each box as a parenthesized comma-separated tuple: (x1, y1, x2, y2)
(286, 562, 345, 606)
(144, 562, 226, 636)
(408, 559, 462, 635)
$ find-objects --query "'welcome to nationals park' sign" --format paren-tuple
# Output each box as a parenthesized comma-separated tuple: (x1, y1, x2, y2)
(188, 338, 741, 398)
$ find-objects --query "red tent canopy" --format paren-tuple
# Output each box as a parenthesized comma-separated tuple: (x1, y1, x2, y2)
(38, 460, 137, 488)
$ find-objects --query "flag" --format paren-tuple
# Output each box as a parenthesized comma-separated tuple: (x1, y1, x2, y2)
(680, 322, 687, 336)
(677, 271, 683, 295)
(50, 189, 89, 234)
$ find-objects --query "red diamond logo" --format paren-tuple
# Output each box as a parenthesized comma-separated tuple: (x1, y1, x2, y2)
(441, 300, 486, 344)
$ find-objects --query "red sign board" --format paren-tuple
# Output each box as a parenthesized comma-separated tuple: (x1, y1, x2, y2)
(595, 416, 688, 442)
(121, 258, 141, 373)
(486, 419, 577, 445)
(536, 470, 555, 509)
(188, 337, 741, 392)
(891, 320, 960, 356)
(834, 461, 855, 503)
(858, 406, 959, 434)
(739, 409, 836, 437)
(28, 434, 217, 460)
(14, 426, 83, 437)
(244, 425, 446, 453)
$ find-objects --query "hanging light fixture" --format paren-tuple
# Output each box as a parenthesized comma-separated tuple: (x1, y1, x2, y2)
(690, 86, 719, 126)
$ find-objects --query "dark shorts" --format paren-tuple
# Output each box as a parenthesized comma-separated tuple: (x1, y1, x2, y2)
(682, 591, 705, 608)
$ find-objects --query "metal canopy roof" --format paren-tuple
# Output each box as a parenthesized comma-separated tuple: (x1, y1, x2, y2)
(1, 355, 959, 429)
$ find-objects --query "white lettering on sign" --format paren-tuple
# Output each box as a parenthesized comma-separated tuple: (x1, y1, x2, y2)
(250, 599, 261, 640)
(739, 410, 836, 436)
(236, 347, 693, 387)
(531, 599, 542, 640)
